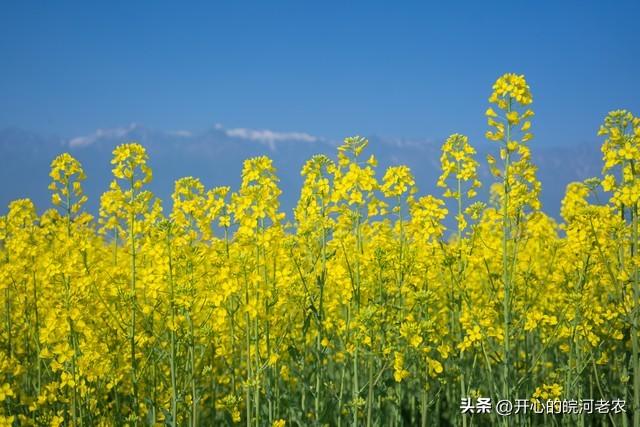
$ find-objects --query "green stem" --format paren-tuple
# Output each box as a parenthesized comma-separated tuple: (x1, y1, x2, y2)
(631, 202, 640, 427)
(243, 268, 252, 427)
(189, 314, 197, 427)
(166, 226, 178, 427)
(129, 176, 139, 423)
(501, 99, 512, 417)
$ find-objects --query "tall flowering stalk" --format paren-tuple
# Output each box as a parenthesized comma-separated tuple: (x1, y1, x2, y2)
(330, 136, 379, 427)
(485, 73, 538, 416)
(107, 143, 154, 424)
(48, 154, 89, 426)
(294, 154, 335, 425)
(230, 156, 284, 427)
(437, 133, 480, 427)
(169, 176, 210, 426)
(599, 110, 640, 426)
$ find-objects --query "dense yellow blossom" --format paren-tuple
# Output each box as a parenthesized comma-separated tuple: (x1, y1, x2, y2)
(0, 75, 637, 426)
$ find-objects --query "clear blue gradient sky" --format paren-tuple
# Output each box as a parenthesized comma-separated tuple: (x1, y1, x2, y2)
(1, 1, 638, 146)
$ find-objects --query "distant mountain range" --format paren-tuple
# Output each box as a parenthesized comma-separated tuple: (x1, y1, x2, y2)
(0, 124, 603, 221)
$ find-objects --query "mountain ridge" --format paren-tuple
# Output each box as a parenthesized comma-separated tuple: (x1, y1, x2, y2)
(0, 125, 603, 221)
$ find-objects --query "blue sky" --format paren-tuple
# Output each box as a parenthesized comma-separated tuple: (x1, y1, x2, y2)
(1, 0, 639, 146)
